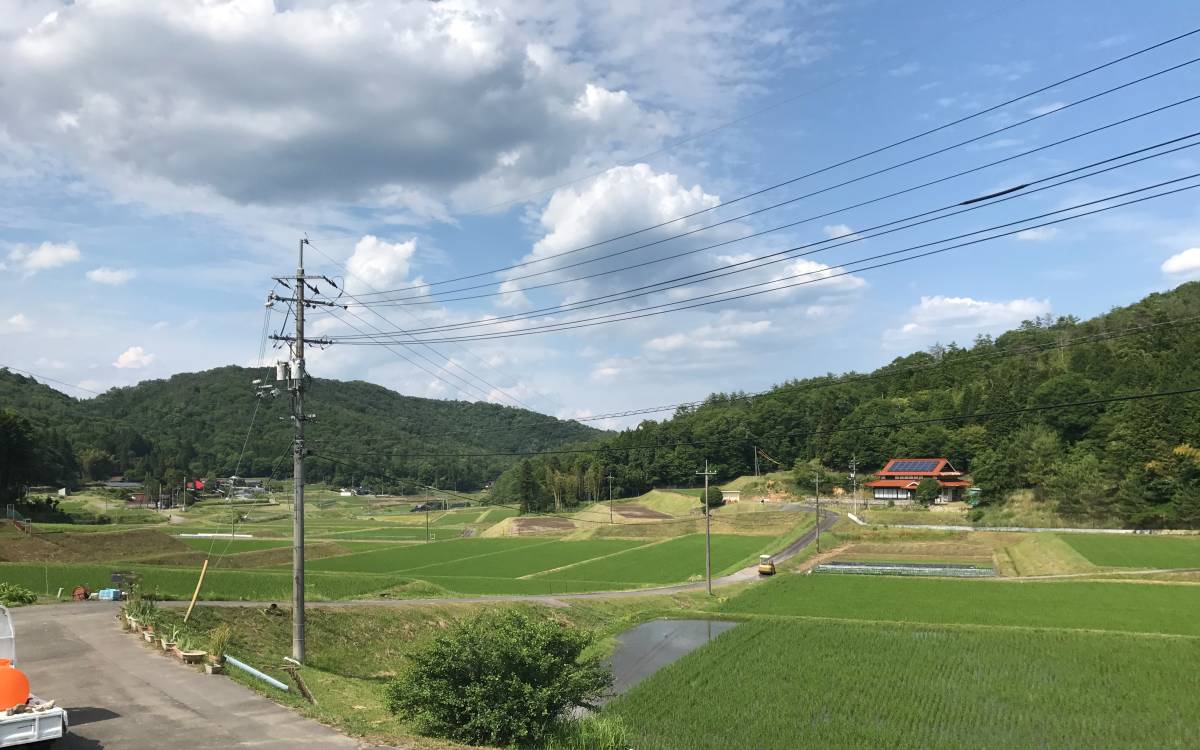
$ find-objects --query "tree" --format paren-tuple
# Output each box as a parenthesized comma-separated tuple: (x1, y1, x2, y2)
(384, 609, 612, 747)
(915, 478, 941, 506)
(0, 410, 35, 503)
(703, 484, 724, 508)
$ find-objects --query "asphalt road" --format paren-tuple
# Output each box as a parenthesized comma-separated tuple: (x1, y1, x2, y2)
(11, 604, 375, 749)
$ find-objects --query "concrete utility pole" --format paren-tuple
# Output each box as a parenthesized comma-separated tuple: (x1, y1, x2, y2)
(696, 460, 718, 595)
(753, 445, 760, 478)
(290, 237, 308, 664)
(606, 474, 614, 524)
(813, 472, 821, 554)
(849, 455, 858, 515)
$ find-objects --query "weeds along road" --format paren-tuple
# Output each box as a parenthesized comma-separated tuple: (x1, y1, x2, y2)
(165, 509, 840, 610)
(11, 604, 379, 750)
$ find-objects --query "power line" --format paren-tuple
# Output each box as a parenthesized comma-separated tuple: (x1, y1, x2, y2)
(328, 175, 1200, 344)
(341, 135, 1200, 337)
(365, 93, 1200, 307)
(312, 312, 1200, 439)
(311, 385, 1200, 460)
(0, 364, 104, 397)
(303, 241, 542, 412)
(354, 28, 1200, 297)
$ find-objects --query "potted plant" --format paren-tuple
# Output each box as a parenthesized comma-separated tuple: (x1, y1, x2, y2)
(205, 624, 231, 674)
(162, 625, 181, 652)
(177, 636, 207, 665)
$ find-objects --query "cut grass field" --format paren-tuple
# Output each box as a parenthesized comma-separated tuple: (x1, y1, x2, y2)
(177, 537, 292, 553)
(1061, 533, 1200, 569)
(721, 574, 1200, 636)
(607, 617, 1200, 750)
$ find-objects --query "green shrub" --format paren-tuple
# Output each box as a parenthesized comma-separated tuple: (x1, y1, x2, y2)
(384, 609, 612, 747)
(703, 485, 724, 508)
(544, 714, 630, 750)
(0, 583, 37, 606)
(916, 478, 941, 506)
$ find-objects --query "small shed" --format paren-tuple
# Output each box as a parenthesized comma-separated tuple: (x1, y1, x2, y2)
(720, 490, 741, 504)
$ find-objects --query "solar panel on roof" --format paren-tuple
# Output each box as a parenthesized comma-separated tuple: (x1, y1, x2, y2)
(890, 459, 940, 472)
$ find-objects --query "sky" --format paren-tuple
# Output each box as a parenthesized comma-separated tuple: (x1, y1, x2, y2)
(2, 0, 1200, 428)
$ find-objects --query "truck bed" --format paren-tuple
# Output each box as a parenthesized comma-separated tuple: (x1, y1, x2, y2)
(0, 696, 67, 747)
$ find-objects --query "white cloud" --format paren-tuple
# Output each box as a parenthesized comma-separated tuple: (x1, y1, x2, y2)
(889, 62, 921, 77)
(113, 346, 155, 369)
(86, 266, 136, 285)
(5, 313, 31, 332)
(1016, 227, 1058, 242)
(1029, 101, 1065, 116)
(1161, 247, 1200, 280)
(822, 224, 858, 240)
(345, 235, 418, 293)
(883, 295, 1051, 347)
(5, 241, 80, 275)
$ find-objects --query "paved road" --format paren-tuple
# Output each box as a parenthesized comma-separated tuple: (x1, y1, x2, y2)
(11, 604, 377, 749)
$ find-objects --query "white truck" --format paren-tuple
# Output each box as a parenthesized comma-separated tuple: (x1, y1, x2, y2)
(0, 606, 68, 748)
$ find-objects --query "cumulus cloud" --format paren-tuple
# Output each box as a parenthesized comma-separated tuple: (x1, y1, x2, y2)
(0, 1, 785, 216)
(1029, 101, 1066, 116)
(5, 313, 31, 332)
(822, 224, 858, 240)
(4, 241, 80, 275)
(644, 318, 770, 353)
(883, 295, 1051, 347)
(113, 346, 155, 369)
(345, 235, 419, 293)
(86, 267, 136, 285)
(1161, 247, 1200, 280)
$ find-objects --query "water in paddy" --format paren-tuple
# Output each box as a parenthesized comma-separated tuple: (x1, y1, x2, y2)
(604, 619, 738, 701)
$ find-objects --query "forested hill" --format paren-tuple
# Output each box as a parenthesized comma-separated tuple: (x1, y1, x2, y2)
(0, 365, 603, 491)
(493, 282, 1200, 528)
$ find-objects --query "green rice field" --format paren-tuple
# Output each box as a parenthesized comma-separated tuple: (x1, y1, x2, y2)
(607, 618, 1200, 750)
(722, 574, 1200, 636)
(1060, 533, 1200, 569)
(536, 534, 773, 584)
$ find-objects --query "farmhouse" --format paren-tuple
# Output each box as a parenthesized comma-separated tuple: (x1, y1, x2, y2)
(864, 458, 970, 504)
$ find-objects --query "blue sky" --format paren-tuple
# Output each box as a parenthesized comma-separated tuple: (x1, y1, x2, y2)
(2, 0, 1199, 427)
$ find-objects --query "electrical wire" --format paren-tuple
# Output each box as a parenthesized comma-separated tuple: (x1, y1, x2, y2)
(353, 28, 1200, 297)
(328, 174, 1200, 344)
(365, 94, 1200, 306)
(341, 135, 1200, 337)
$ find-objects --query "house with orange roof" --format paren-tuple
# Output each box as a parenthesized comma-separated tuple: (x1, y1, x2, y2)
(863, 458, 971, 504)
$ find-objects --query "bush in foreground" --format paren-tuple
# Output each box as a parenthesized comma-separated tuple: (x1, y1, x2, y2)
(384, 609, 612, 747)
(544, 714, 630, 750)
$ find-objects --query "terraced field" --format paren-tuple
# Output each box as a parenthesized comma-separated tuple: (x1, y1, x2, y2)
(536, 534, 773, 585)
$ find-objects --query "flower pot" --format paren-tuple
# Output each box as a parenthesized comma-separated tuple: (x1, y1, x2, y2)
(204, 663, 225, 675)
(180, 650, 206, 665)
(161, 640, 175, 652)
(143, 631, 155, 643)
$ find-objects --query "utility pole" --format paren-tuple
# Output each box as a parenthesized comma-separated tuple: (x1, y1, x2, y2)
(606, 474, 614, 524)
(267, 238, 336, 665)
(290, 237, 308, 665)
(813, 472, 821, 554)
(696, 460, 717, 596)
(849, 455, 858, 515)
(753, 446, 760, 478)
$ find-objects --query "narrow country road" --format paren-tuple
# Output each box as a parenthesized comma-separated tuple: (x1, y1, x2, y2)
(11, 604, 381, 749)
(169, 509, 839, 610)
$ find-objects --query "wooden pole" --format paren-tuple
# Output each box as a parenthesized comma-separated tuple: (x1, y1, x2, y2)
(184, 558, 209, 623)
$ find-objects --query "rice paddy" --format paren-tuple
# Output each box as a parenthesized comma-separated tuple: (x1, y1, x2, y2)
(1060, 533, 1200, 569)
(607, 618, 1200, 750)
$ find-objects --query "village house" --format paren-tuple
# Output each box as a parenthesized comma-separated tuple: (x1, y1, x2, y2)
(864, 458, 971, 504)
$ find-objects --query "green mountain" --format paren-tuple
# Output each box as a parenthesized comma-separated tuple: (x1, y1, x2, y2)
(0, 365, 603, 492)
(491, 282, 1200, 528)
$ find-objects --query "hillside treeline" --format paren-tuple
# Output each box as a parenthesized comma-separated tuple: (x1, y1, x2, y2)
(0, 365, 601, 499)
(491, 283, 1200, 528)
